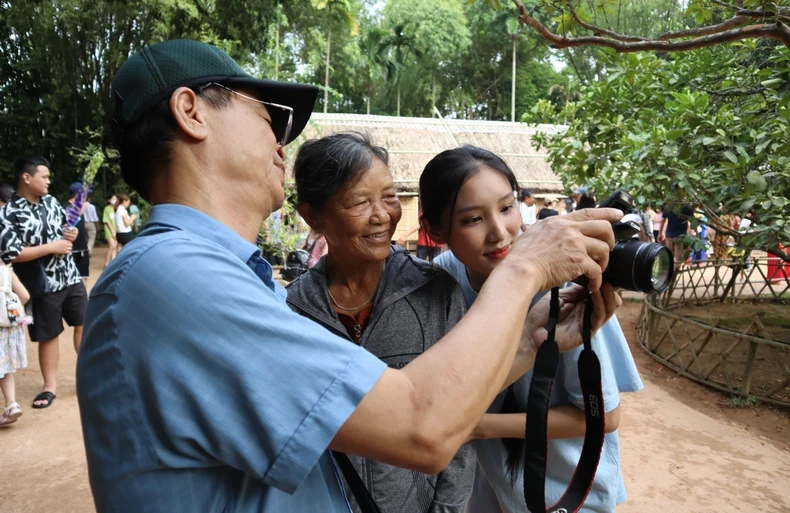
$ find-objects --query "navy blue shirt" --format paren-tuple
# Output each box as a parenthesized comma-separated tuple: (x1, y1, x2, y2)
(77, 204, 387, 513)
(663, 206, 693, 238)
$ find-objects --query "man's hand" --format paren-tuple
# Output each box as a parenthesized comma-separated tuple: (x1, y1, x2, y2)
(503, 283, 622, 388)
(522, 283, 622, 355)
(502, 208, 623, 293)
(63, 226, 78, 242)
(49, 239, 73, 255)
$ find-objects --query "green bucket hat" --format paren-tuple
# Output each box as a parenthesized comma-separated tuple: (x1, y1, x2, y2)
(110, 39, 318, 146)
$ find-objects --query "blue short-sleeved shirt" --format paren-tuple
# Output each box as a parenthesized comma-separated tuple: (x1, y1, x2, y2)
(434, 251, 643, 512)
(76, 204, 387, 513)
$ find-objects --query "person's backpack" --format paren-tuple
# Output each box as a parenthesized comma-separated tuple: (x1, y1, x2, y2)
(281, 249, 310, 282)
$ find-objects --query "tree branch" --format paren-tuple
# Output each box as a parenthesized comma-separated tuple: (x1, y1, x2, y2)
(700, 86, 767, 96)
(767, 245, 790, 263)
(566, 1, 646, 42)
(710, 0, 741, 10)
(510, 0, 790, 52)
(657, 15, 753, 40)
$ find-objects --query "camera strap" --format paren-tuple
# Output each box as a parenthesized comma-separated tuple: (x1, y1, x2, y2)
(332, 451, 383, 513)
(523, 287, 606, 513)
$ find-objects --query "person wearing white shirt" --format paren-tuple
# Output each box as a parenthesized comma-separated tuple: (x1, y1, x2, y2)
(516, 189, 536, 230)
(114, 193, 137, 250)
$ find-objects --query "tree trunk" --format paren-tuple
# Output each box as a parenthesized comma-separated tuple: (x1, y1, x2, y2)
(511, 37, 517, 122)
(324, 24, 331, 114)
(275, 25, 279, 81)
(432, 70, 436, 117)
(397, 83, 401, 117)
(367, 95, 370, 115)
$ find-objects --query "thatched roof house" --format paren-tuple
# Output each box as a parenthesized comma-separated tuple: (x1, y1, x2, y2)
(285, 114, 568, 245)
(288, 113, 567, 196)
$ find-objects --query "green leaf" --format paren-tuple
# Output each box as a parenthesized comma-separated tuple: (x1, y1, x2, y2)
(724, 151, 738, 163)
(747, 170, 768, 191)
(667, 129, 685, 140)
(703, 137, 716, 145)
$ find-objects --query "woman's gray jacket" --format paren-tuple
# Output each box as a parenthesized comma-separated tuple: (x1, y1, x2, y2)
(286, 246, 475, 513)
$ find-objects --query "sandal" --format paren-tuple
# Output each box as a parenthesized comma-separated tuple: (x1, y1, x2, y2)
(0, 402, 22, 426)
(32, 391, 56, 409)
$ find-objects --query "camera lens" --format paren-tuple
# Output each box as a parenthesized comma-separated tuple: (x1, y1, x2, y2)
(603, 241, 674, 294)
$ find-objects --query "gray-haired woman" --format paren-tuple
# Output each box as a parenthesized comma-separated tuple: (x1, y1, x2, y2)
(286, 132, 475, 513)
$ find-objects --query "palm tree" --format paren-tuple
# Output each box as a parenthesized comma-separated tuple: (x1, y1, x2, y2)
(358, 28, 395, 115)
(310, 0, 359, 113)
(506, 17, 520, 122)
(385, 24, 422, 117)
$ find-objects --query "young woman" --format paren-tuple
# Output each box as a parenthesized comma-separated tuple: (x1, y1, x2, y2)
(419, 146, 643, 512)
(113, 194, 138, 250)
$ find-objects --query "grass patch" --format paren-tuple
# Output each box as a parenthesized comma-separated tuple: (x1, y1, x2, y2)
(728, 395, 760, 409)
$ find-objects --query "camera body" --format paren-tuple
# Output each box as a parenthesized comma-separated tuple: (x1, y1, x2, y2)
(596, 189, 674, 294)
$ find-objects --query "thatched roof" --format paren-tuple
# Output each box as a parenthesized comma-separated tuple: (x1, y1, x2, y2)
(286, 113, 567, 195)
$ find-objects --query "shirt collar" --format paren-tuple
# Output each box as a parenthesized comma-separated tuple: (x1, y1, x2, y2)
(11, 193, 42, 208)
(146, 204, 262, 265)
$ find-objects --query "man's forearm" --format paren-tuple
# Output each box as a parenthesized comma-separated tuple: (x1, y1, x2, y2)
(12, 245, 52, 263)
(332, 262, 539, 473)
(399, 263, 539, 457)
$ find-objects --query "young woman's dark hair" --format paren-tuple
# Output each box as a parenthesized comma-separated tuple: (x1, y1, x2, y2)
(103, 86, 233, 202)
(419, 145, 519, 236)
(13, 155, 51, 187)
(293, 131, 389, 210)
(419, 145, 524, 482)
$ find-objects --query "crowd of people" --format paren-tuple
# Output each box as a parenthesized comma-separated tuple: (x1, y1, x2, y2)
(0, 37, 782, 513)
(0, 157, 146, 426)
(66, 39, 632, 513)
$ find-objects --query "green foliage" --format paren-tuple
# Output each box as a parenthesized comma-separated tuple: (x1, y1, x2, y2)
(533, 44, 790, 255)
(728, 395, 760, 409)
(384, 0, 471, 64)
(0, 0, 278, 199)
(257, 191, 306, 262)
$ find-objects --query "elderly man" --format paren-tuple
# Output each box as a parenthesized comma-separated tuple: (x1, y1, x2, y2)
(76, 39, 623, 513)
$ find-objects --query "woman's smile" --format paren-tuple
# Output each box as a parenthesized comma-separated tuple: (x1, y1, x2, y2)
(363, 230, 390, 240)
(485, 245, 511, 261)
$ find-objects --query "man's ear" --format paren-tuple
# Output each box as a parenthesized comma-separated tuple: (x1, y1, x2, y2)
(297, 203, 320, 232)
(421, 218, 446, 245)
(170, 87, 208, 142)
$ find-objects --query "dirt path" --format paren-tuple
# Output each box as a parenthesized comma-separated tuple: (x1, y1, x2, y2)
(1, 250, 788, 512)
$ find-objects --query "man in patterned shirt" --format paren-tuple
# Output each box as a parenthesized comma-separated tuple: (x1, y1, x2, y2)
(0, 156, 88, 409)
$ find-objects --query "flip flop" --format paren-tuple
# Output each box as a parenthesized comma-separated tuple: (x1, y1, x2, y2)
(32, 391, 56, 409)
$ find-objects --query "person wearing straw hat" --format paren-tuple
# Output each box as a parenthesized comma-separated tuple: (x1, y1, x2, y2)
(76, 39, 624, 513)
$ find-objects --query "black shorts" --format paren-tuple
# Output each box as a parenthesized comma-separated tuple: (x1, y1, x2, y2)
(117, 231, 134, 245)
(72, 250, 90, 278)
(29, 283, 88, 342)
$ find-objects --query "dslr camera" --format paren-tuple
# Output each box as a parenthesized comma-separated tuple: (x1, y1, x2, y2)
(595, 189, 674, 294)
